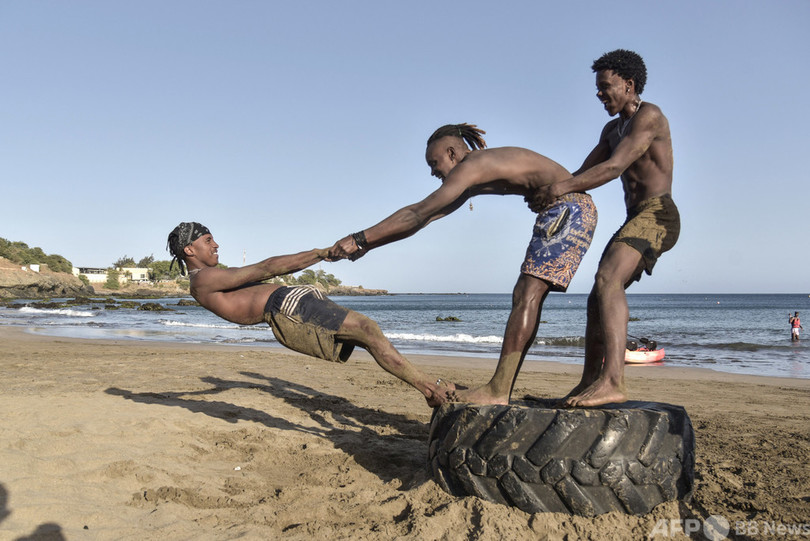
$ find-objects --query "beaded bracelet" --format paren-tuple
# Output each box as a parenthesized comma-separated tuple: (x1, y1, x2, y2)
(351, 231, 368, 250)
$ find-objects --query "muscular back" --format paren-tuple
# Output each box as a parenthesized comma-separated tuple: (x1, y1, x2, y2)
(451, 147, 571, 198)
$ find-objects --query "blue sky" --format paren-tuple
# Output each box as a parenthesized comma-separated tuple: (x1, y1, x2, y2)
(1, 1, 808, 294)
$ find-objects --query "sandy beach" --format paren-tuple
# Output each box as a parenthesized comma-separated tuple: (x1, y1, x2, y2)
(1, 327, 808, 540)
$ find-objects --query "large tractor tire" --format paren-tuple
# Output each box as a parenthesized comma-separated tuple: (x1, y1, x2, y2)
(428, 399, 694, 516)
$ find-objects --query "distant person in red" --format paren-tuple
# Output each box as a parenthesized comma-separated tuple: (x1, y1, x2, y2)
(789, 312, 802, 341)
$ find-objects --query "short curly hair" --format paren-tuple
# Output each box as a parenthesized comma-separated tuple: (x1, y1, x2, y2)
(592, 49, 647, 95)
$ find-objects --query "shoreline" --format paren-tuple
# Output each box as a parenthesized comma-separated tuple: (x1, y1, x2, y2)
(1, 326, 808, 539)
(16, 322, 810, 382)
(9, 324, 810, 392)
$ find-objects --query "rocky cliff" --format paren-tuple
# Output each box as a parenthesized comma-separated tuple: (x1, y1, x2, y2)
(0, 258, 95, 299)
(323, 284, 388, 296)
(0, 257, 388, 299)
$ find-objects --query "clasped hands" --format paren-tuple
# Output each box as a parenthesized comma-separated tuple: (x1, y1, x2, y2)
(326, 234, 366, 262)
(524, 183, 563, 213)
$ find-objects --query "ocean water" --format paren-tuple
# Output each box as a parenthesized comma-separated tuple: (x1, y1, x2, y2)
(1, 293, 808, 379)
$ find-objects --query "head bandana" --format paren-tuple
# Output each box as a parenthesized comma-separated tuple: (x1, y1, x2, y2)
(166, 222, 211, 275)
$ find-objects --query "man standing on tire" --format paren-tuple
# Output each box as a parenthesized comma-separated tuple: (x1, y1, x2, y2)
(329, 124, 597, 404)
(531, 49, 680, 407)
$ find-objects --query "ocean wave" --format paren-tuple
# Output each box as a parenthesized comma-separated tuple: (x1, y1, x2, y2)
(385, 332, 503, 344)
(384, 332, 587, 348)
(216, 337, 276, 345)
(18, 306, 94, 318)
(536, 336, 586, 347)
(160, 319, 259, 331)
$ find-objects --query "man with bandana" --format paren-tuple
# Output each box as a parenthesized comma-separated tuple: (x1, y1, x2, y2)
(166, 222, 454, 407)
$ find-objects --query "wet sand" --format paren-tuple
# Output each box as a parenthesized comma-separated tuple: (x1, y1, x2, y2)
(1, 327, 808, 540)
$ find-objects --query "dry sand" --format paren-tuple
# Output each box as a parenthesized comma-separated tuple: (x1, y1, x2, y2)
(1, 326, 808, 540)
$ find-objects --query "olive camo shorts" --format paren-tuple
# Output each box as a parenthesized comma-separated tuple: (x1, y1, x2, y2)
(263, 285, 354, 363)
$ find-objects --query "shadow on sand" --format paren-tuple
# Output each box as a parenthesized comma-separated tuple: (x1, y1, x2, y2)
(0, 483, 67, 541)
(105, 371, 431, 485)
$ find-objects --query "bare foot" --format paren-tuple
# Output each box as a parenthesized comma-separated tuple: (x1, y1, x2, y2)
(450, 384, 509, 406)
(563, 376, 627, 408)
(553, 381, 590, 407)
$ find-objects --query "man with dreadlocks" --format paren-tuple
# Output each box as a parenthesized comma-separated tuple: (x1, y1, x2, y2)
(530, 49, 680, 407)
(166, 222, 454, 407)
(329, 124, 597, 405)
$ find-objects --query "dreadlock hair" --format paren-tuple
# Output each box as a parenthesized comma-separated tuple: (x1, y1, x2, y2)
(426, 123, 487, 151)
(166, 221, 211, 276)
(592, 49, 647, 95)
(167, 226, 189, 276)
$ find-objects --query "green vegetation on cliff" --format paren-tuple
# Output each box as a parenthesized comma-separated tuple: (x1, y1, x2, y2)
(0, 237, 72, 273)
(115, 253, 342, 289)
(0, 236, 350, 293)
(273, 269, 342, 288)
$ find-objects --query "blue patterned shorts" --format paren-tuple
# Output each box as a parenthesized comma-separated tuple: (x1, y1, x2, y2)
(520, 192, 597, 291)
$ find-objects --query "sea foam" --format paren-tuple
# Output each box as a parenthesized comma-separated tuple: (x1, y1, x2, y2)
(385, 332, 503, 344)
(18, 306, 94, 317)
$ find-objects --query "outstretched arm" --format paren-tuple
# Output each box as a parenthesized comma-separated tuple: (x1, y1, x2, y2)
(193, 248, 329, 295)
(329, 176, 472, 260)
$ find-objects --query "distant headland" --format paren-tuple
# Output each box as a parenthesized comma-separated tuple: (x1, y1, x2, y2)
(0, 256, 386, 299)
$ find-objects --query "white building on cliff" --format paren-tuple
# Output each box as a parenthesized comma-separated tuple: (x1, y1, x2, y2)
(72, 267, 150, 284)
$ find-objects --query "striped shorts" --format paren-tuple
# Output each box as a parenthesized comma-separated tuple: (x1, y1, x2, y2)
(263, 285, 354, 363)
